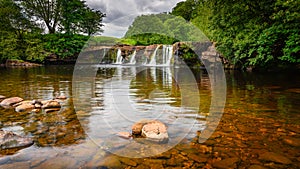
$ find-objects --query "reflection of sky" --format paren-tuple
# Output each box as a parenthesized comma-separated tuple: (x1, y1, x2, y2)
(72, 66, 206, 157)
(85, 0, 184, 37)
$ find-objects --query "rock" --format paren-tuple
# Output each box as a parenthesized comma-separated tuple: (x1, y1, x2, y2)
(132, 119, 154, 135)
(36, 156, 77, 169)
(0, 97, 23, 107)
(141, 120, 169, 143)
(41, 100, 61, 109)
(212, 158, 239, 169)
(55, 95, 67, 100)
(117, 132, 132, 139)
(15, 103, 35, 112)
(259, 152, 292, 164)
(0, 95, 6, 99)
(0, 130, 33, 149)
(188, 153, 207, 163)
(0, 161, 30, 169)
(248, 165, 267, 169)
(283, 137, 300, 147)
(44, 108, 61, 113)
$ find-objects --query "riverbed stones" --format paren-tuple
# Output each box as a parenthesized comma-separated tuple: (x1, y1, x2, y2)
(0, 130, 33, 149)
(41, 100, 61, 109)
(0, 97, 23, 107)
(117, 132, 132, 139)
(132, 119, 154, 135)
(141, 120, 169, 143)
(15, 103, 35, 112)
(0, 95, 6, 100)
(212, 157, 239, 169)
(282, 137, 300, 147)
(259, 152, 292, 164)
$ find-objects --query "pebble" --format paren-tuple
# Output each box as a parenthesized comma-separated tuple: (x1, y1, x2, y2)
(259, 152, 292, 164)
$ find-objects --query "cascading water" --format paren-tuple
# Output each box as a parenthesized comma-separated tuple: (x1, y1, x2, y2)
(129, 50, 137, 64)
(148, 45, 160, 66)
(115, 49, 123, 64)
(146, 45, 173, 66)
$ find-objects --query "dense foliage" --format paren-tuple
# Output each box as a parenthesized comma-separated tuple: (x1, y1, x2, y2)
(171, 0, 300, 70)
(0, 0, 105, 63)
(124, 13, 208, 45)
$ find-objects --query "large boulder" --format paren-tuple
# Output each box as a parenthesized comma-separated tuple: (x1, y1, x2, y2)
(132, 119, 169, 143)
(0, 130, 34, 149)
(141, 120, 169, 143)
(41, 100, 61, 109)
(0, 97, 23, 107)
(132, 119, 154, 135)
(15, 103, 35, 112)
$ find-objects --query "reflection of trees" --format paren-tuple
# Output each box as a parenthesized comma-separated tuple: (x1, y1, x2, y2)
(0, 65, 86, 148)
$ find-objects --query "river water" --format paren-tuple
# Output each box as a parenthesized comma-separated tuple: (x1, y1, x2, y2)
(0, 65, 299, 168)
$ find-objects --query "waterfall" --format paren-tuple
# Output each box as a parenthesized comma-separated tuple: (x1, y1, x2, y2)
(115, 49, 123, 64)
(164, 45, 173, 66)
(145, 45, 173, 66)
(148, 45, 160, 66)
(129, 50, 136, 64)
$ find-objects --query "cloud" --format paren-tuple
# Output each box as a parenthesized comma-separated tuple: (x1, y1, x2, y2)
(86, 0, 183, 37)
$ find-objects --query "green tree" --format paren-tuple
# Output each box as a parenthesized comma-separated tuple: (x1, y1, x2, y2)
(80, 8, 106, 36)
(21, 0, 105, 34)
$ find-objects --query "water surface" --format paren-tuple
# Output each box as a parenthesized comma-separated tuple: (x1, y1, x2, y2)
(0, 65, 299, 168)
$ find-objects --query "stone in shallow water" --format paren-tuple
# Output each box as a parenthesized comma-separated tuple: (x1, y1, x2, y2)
(283, 137, 300, 147)
(0, 130, 33, 149)
(259, 152, 292, 164)
(41, 100, 61, 109)
(0, 95, 6, 100)
(132, 119, 154, 135)
(0, 97, 23, 107)
(212, 157, 239, 169)
(15, 103, 35, 112)
(117, 132, 132, 139)
(141, 120, 169, 143)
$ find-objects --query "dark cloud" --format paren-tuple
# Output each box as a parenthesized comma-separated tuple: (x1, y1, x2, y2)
(86, 0, 183, 37)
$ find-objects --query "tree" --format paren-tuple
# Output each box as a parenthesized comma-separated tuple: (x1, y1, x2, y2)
(80, 8, 106, 36)
(171, 0, 300, 70)
(21, 0, 105, 34)
(21, 0, 61, 34)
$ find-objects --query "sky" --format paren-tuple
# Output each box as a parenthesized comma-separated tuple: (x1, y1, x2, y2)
(85, 0, 183, 38)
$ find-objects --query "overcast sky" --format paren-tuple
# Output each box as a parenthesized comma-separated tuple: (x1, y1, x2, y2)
(85, 0, 183, 37)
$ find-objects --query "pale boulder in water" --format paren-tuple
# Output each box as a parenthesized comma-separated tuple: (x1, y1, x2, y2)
(0, 97, 23, 107)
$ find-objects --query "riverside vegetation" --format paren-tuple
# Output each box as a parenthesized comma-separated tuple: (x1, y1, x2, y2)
(1, 0, 299, 71)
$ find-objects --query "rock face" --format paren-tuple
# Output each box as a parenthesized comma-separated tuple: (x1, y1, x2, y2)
(132, 119, 169, 143)
(0, 130, 34, 149)
(0, 97, 23, 107)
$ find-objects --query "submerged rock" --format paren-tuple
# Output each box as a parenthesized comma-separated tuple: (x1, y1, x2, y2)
(131, 119, 169, 143)
(0, 95, 6, 100)
(15, 103, 35, 112)
(0, 97, 23, 107)
(117, 132, 132, 139)
(41, 100, 61, 109)
(141, 120, 169, 143)
(0, 130, 33, 149)
(132, 119, 155, 135)
(259, 152, 292, 164)
(55, 95, 67, 100)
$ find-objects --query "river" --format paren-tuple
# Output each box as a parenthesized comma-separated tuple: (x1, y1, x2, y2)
(0, 65, 299, 168)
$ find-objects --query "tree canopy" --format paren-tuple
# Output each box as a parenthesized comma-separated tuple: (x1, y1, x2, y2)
(171, 0, 300, 70)
(124, 13, 208, 45)
(21, 0, 105, 35)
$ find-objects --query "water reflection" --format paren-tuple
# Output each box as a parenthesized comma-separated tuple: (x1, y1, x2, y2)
(73, 65, 205, 157)
(0, 66, 299, 168)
